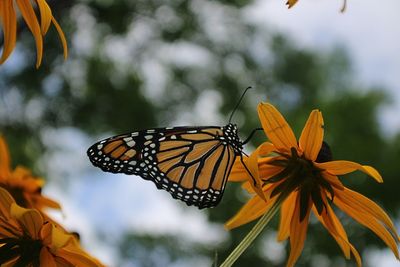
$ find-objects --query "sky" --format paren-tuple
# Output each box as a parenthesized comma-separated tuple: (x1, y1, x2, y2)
(38, 1, 400, 266)
(245, 0, 400, 136)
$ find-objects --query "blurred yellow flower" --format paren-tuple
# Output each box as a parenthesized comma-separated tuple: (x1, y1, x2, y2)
(286, 0, 298, 9)
(224, 102, 399, 267)
(286, 0, 347, 12)
(0, 187, 104, 266)
(0, 135, 61, 211)
(0, 0, 68, 68)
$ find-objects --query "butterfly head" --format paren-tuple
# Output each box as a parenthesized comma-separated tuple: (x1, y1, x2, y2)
(223, 123, 243, 153)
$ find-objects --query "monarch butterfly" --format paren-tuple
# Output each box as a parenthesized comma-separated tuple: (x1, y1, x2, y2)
(87, 88, 258, 209)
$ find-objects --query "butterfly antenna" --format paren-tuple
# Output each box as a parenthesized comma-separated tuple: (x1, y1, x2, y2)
(228, 86, 253, 123)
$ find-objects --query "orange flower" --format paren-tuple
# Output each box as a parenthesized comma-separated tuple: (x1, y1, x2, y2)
(0, 0, 68, 68)
(286, 0, 298, 8)
(0, 135, 61, 211)
(224, 102, 399, 267)
(0, 187, 104, 266)
(286, 0, 347, 12)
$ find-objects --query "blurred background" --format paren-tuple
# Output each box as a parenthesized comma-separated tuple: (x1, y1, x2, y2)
(1, 0, 399, 266)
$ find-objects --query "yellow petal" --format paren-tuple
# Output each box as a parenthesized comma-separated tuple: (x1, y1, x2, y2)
(257, 102, 298, 153)
(277, 192, 297, 241)
(286, 0, 298, 9)
(299, 110, 324, 161)
(315, 204, 362, 266)
(336, 187, 399, 240)
(0, 219, 21, 237)
(51, 224, 73, 249)
(0, 136, 12, 178)
(40, 247, 57, 267)
(229, 157, 249, 182)
(37, 195, 62, 210)
(314, 201, 350, 258)
(286, 193, 311, 267)
(41, 221, 53, 244)
(348, 243, 362, 267)
(15, 0, 43, 68)
(321, 172, 344, 190)
(36, 0, 52, 34)
(51, 16, 68, 60)
(334, 190, 400, 259)
(243, 142, 275, 201)
(0, 0, 17, 64)
(1, 258, 18, 267)
(225, 194, 273, 230)
(229, 154, 282, 182)
(260, 165, 283, 182)
(0, 187, 16, 219)
(57, 247, 105, 267)
(316, 160, 383, 183)
(11, 203, 43, 239)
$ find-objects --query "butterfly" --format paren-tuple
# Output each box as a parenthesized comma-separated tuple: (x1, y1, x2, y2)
(86, 87, 261, 209)
(87, 123, 246, 209)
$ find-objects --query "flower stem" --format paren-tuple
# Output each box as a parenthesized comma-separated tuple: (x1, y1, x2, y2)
(220, 195, 286, 267)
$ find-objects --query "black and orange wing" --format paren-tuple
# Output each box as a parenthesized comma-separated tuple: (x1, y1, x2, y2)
(87, 126, 240, 208)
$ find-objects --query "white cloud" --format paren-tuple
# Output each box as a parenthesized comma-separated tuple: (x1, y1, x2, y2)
(244, 0, 400, 135)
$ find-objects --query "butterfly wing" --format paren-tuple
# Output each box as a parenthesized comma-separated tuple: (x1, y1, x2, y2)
(87, 126, 239, 208)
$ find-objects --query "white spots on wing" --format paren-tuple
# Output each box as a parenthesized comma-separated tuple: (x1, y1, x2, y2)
(126, 140, 136, 147)
(149, 143, 156, 148)
(147, 129, 156, 133)
(170, 135, 177, 140)
(131, 132, 139, 137)
(97, 144, 103, 150)
(129, 161, 137, 166)
(123, 137, 133, 142)
(145, 135, 153, 140)
(187, 130, 197, 133)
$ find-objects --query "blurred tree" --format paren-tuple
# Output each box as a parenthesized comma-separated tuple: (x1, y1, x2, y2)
(0, 0, 398, 266)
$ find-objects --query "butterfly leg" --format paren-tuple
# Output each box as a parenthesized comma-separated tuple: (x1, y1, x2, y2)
(239, 154, 258, 187)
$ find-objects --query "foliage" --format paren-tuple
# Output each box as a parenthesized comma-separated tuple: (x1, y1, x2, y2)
(0, 0, 398, 266)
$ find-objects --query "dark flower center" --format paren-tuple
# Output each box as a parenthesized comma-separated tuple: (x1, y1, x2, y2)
(316, 141, 332, 163)
(266, 143, 334, 222)
(0, 185, 29, 207)
(0, 236, 43, 266)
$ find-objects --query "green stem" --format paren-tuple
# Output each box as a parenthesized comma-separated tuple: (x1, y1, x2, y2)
(220, 195, 286, 267)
